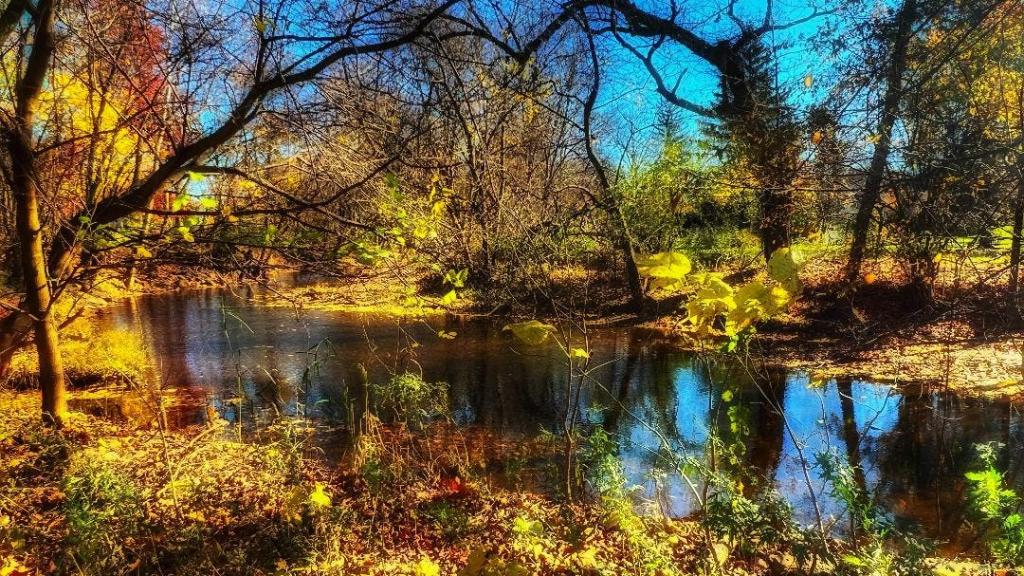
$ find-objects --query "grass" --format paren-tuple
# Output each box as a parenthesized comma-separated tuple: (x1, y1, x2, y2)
(0, 390, 1013, 575)
(0, 391, 740, 576)
(5, 319, 152, 391)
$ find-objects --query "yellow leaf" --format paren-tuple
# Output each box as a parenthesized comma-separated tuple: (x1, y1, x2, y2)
(440, 290, 458, 306)
(503, 320, 557, 346)
(767, 247, 802, 294)
(576, 546, 599, 569)
(307, 482, 331, 509)
(637, 251, 692, 291)
(414, 558, 441, 576)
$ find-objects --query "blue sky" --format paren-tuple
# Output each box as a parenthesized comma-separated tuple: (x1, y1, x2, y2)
(593, 0, 847, 162)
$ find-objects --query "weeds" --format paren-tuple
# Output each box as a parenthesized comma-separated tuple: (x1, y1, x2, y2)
(818, 450, 931, 576)
(369, 372, 448, 428)
(964, 442, 1024, 566)
(63, 446, 148, 573)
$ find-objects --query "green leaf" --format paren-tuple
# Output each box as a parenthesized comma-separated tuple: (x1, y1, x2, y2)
(842, 554, 865, 567)
(503, 320, 557, 346)
(569, 348, 589, 359)
(512, 516, 544, 536)
(176, 226, 194, 243)
(443, 268, 469, 288)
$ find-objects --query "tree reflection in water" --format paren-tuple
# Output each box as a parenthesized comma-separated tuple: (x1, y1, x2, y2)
(100, 290, 1023, 549)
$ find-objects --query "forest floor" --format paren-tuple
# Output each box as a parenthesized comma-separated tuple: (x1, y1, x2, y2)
(0, 391, 998, 576)
(0, 391, 787, 576)
(743, 253, 1024, 401)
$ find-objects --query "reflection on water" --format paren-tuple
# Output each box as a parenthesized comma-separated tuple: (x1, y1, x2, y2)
(100, 289, 1024, 547)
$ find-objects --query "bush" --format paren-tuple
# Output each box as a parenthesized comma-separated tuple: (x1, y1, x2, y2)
(369, 372, 448, 427)
(965, 443, 1024, 566)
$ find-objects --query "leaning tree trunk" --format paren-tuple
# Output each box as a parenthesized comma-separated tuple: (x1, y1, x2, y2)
(846, 0, 917, 284)
(581, 26, 644, 307)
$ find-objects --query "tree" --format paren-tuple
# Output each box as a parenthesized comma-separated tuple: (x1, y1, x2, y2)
(0, 0, 459, 424)
(3, 0, 66, 424)
(845, 0, 919, 285)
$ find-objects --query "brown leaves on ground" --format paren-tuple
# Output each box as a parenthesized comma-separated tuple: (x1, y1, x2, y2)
(0, 393, 735, 576)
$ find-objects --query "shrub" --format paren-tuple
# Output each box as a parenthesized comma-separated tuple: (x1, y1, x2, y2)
(369, 372, 448, 427)
(965, 443, 1024, 566)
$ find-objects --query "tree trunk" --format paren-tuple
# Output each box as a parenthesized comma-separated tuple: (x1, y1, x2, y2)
(1010, 157, 1024, 296)
(9, 125, 67, 426)
(613, 208, 645, 307)
(846, 0, 917, 284)
(758, 186, 793, 262)
(4, 0, 66, 425)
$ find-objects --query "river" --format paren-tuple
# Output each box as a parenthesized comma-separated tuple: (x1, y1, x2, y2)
(96, 288, 1024, 550)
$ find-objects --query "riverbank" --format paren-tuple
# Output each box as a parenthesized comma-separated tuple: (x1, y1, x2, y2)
(6, 253, 1021, 402)
(743, 274, 1024, 401)
(257, 262, 1024, 402)
(0, 392, 747, 575)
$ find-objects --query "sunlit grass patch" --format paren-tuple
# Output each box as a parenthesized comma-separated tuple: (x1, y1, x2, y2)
(6, 326, 151, 390)
(1, 393, 338, 574)
(256, 281, 456, 317)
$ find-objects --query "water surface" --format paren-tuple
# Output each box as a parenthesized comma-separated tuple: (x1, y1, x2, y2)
(99, 289, 1024, 549)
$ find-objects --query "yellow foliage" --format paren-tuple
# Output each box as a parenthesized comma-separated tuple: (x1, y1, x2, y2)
(413, 558, 441, 576)
(33, 71, 159, 199)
